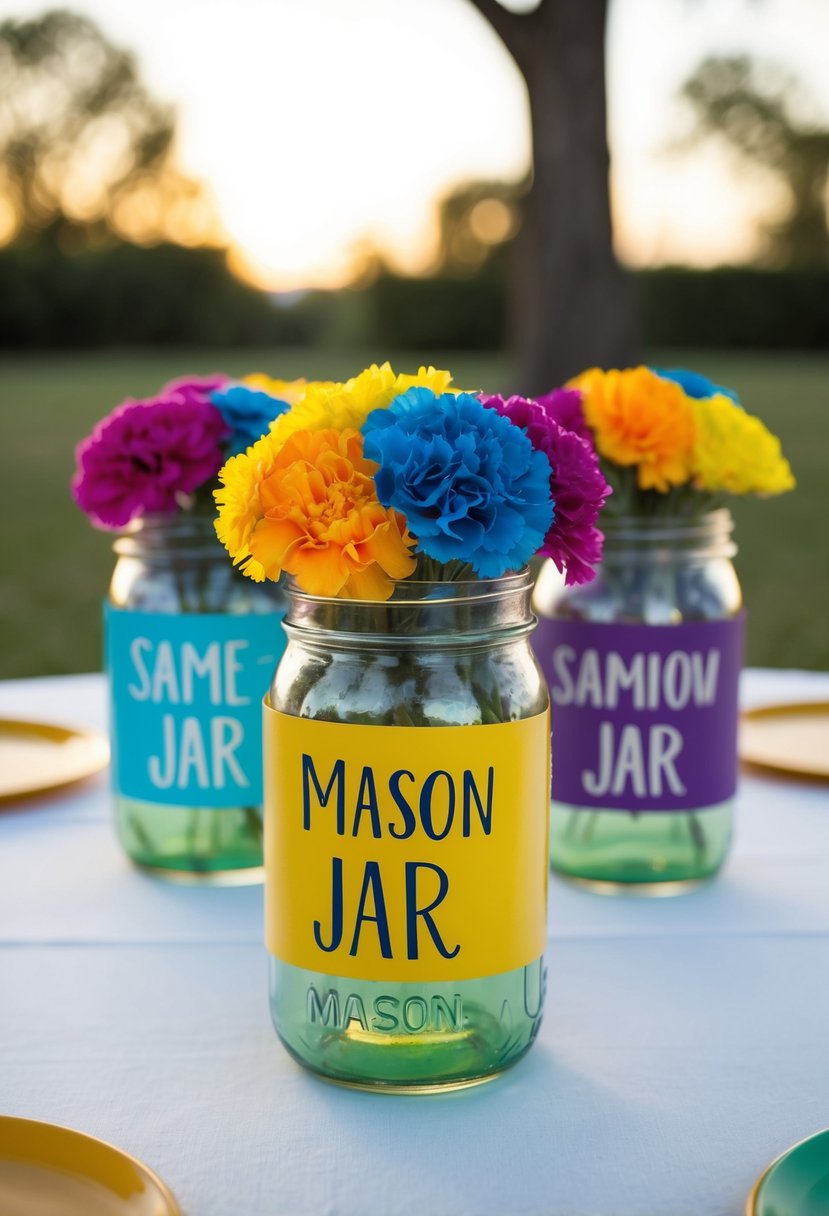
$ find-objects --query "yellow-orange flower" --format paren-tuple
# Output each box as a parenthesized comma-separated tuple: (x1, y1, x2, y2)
(569, 366, 696, 492)
(217, 427, 416, 599)
(693, 394, 795, 495)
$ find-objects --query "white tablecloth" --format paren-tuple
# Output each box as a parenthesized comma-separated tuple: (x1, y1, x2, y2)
(1, 670, 828, 1216)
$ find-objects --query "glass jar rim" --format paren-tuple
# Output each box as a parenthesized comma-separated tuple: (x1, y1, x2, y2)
(601, 505, 731, 530)
(599, 507, 735, 551)
(112, 510, 224, 558)
(284, 567, 533, 607)
(282, 567, 536, 647)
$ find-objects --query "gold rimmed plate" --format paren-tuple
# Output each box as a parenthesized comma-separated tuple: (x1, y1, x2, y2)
(740, 701, 829, 783)
(0, 1116, 180, 1214)
(0, 718, 109, 804)
(747, 1128, 829, 1216)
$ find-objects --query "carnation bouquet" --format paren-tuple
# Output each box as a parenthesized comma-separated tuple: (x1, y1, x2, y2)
(564, 365, 795, 513)
(214, 362, 611, 598)
(530, 363, 795, 642)
(72, 372, 312, 530)
(213, 361, 611, 729)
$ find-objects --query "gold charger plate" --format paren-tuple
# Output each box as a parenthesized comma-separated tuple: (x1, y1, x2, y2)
(0, 718, 109, 804)
(0, 1116, 180, 1215)
(740, 701, 829, 783)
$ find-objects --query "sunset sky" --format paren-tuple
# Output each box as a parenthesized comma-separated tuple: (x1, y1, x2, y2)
(3, 0, 828, 289)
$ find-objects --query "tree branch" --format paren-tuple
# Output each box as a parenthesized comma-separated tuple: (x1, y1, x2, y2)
(466, 0, 537, 63)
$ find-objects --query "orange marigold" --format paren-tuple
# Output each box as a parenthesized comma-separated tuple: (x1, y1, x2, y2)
(569, 366, 696, 492)
(246, 428, 416, 599)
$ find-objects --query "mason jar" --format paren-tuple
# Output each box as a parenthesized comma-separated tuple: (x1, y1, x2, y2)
(106, 513, 286, 881)
(265, 571, 550, 1091)
(533, 510, 744, 893)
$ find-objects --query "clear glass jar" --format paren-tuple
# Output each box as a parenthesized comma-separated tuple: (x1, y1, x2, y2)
(107, 513, 285, 881)
(266, 571, 550, 1091)
(533, 510, 744, 893)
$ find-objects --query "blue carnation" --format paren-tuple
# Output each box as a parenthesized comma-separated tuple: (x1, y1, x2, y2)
(653, 367, 740, 404)
(211, 384, 290, 456)
(362, 387, 554, 577)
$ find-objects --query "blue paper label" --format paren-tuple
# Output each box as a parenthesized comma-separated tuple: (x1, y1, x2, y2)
(105, 605, 285, 807)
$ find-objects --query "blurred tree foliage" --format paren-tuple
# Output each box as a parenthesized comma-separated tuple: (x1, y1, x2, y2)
(681, 56, 829, 266)
(640, 266, 829, 348)
(348, 265, 829, 353)
(0, 8, 217, 247)
(367, 259, 508, 351)
(0, 240, 309, 347)
(432, 179, 524, 273)
(254, 259, 822, 354)
(0, 10, 289, 346)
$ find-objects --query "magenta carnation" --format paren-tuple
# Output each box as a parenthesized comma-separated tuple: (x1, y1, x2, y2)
(479, 387, 589, 441)
(482, 394, 611, 585)
(162, 373, 229, 406)
(72, 392, 228, 529)
(534, 386, 592, 443)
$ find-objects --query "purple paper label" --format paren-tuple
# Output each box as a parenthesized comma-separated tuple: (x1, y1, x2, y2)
(532, 615, 744, 812)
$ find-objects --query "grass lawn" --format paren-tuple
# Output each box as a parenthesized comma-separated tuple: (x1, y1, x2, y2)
(0, 347, 826, 678)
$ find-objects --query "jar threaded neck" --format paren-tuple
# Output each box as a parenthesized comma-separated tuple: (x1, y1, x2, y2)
(283, 569, 536, 647)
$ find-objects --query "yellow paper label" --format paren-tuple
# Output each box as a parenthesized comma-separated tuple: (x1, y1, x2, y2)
(264, 703, 550, 983)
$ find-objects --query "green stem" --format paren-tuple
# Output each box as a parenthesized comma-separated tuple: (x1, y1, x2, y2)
(185, 809, 203, 862)
(242, 805, 263, 841)
(688, 813, 707, 856)
(581, 811, 600, 842)
(209, 807, 222, 853)
(127, 811, 157, 856)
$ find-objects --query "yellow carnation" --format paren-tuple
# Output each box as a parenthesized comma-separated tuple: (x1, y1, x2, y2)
(395, 366, 455, 396)
(242, 374, 307, 405)
(569, 366, 696, 492)
(214, 431, 285, 581)
(269, 362, 455, 446)
(242, 374, 340, 406)
(692, 394, 795, 495)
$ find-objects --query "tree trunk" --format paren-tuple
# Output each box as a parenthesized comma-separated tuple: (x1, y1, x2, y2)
(470, 0, 639, 392)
